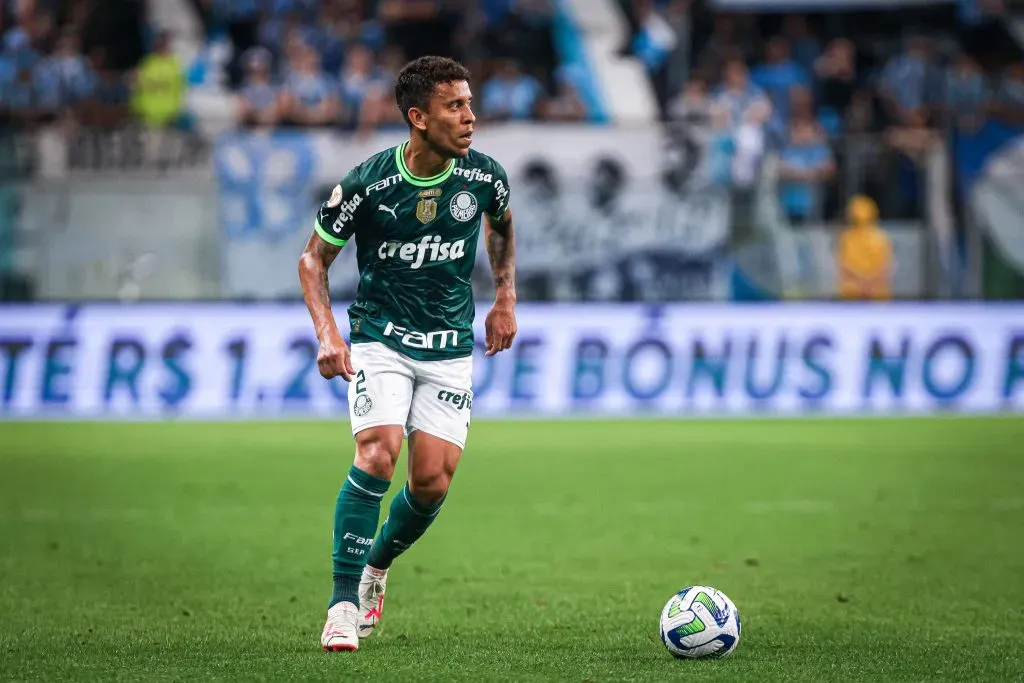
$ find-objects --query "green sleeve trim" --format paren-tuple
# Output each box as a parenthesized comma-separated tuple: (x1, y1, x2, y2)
(314, 218, 348, 247)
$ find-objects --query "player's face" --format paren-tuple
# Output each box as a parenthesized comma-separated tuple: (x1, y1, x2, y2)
(426, 80, 476, 158)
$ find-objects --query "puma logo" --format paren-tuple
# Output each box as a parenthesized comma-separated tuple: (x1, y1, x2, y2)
(378, 202, 399, 220)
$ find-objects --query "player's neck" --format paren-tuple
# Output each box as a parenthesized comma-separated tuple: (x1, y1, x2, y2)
(403, 138, 452, 179)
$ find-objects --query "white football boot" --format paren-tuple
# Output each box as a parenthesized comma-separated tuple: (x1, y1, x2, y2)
(357, 565, 388, 638)
(321, 601, 360, 652)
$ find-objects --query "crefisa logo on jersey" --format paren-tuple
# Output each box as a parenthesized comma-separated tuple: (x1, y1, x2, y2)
(377, 235, 467, 269)
(493, 178, 509, 214)
(450, 191, 478, 222)
(453, 166, 493, 183)
(332, 192, 364, 232)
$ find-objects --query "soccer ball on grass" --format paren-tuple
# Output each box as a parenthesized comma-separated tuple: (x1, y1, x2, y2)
(659, 585, 741, 659)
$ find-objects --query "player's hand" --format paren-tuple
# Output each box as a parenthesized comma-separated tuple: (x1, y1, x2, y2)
(484, 301, 517, 356)
(317, 329, 355, 381)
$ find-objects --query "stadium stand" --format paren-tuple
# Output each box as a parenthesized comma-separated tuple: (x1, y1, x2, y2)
(0, 0, 611, 137)
(0, 0, 150, 130)
(617, 0, 1024, 222)
(181, 0, 601, 131)
(3, 0, 1024, 304)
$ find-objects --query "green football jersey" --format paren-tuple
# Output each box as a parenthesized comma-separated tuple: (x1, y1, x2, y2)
(313, 141, 511, 361)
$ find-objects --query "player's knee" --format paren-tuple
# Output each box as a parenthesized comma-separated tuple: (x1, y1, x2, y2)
(408, 468, 452, 506)
(353, 428, 402, 479)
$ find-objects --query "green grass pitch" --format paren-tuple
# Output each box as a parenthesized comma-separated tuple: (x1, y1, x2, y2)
(1, 418, 1023, 682)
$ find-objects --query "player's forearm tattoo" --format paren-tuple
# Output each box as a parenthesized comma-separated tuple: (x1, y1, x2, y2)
(299, 233, 343, 338)
(486, 213, 516, 299)
(317, 266, 330, 305)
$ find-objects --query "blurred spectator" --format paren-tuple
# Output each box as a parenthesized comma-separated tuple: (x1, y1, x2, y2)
(706, 103, 737, 186)
(537, 68, 586, 123)
(41, 29, 90, 104)
(494, 0, 557, 88)
(730, 97, 770, 234)
(258, 10, 318, 73)
(359, 44, 409, 131)
(836, 195, 893, 301)
(751, 36, 810, 131)
(777, 118, 836, 225)
(693, 13, 755, 83)
(480, 59, 544, 122)
(235, 47, 280, 129)
(711, 58, 771, 130)
(277, 42, 339, 127)
(629, 0, 679, 111)
(668, 70, 710, 123)
(377, 0, 457, 61)
(77, 0, 146, 72)
(943, 51, 989, 132)
(883, 110, 940, 218)
(781, 15, 820, 75)
(878, 35, 939, 128)
(132, 31, 185, 129)
(4, 59, 42, 127)
(308, 3, 346, 75)
(814, 38, 865, 135)
(266, 0, 319, 20)
(77, 47, 131, 130)
(958, 0, 1010, 70)
(203, 0, 261, 88)
(769, 84, 833, 144)
(337, 43, 376, 129)
(990, 61, 1024, 126)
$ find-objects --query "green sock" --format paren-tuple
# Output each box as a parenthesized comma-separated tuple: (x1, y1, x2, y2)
(365, 484, 444, 570)
(329, 465, 391, 609)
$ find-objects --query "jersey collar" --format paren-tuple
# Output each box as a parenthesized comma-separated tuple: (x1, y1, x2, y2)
(395, 141, 455, 187)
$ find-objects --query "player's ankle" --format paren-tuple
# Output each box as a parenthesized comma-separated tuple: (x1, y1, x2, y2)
(330, 574, 361, 608)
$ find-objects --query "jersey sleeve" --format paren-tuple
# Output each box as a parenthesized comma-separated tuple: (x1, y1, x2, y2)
(313, 168, 369, 248)
(486, 160, 511, 220)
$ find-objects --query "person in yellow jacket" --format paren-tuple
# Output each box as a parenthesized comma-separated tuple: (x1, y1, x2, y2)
(836, 195, 894, 300)
(131, 31, 185, 128)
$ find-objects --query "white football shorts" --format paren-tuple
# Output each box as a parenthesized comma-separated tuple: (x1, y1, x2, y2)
(347, 341, 473, 449)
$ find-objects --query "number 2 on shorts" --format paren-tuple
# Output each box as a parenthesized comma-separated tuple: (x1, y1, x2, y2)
(354, 370, 367, 394)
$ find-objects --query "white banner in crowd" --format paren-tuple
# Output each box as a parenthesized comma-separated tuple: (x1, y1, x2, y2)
(213, 125, 732, 302)
(2, 303, 1022, 419)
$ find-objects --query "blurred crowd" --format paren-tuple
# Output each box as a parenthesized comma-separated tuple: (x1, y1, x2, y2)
(0, 0, 588, 136)
(197, 0, 588, 133)
(5, 0, 1024, 226)
(625, 0, 1024, 222)
(0, 0, 188, 131)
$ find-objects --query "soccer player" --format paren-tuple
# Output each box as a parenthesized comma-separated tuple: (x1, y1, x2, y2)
(297, 56, 517, 652)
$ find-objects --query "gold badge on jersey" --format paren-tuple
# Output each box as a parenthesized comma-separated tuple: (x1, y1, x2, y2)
(415, 188, 442, 224)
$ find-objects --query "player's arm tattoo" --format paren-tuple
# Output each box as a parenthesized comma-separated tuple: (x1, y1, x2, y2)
(298, 232, 343, 340)
(486, 210, 516, 302)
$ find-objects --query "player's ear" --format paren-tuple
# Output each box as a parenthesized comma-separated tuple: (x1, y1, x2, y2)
(407, 106, 428, 132)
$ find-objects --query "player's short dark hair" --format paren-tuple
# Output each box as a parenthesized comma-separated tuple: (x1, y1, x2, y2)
(395, 56, 472, 127)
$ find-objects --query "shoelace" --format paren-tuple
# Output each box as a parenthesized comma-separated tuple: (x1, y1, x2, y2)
(324, 614, 351, 636)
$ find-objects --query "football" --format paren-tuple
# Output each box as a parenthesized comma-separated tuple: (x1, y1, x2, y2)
(659, 586, 741, 659)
